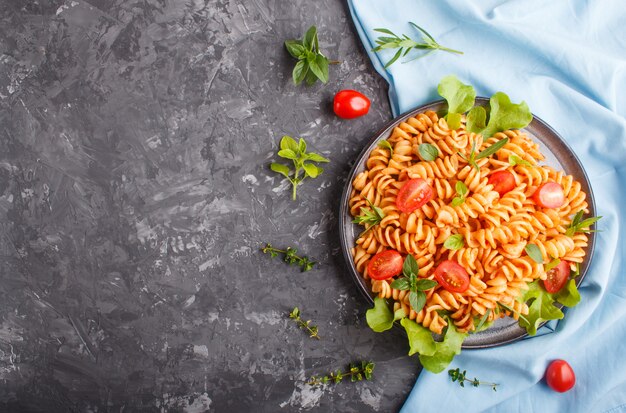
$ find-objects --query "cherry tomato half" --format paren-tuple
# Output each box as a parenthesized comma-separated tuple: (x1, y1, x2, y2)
(434, 260, 470, 293)
(545, 359, 576, 393)
(367, 250, 403, 280)
(543, 260, 570, 293)
(396, 178, 434, 213)
(532, 182, 565, 208)
(333, 90, 371, 119)
(488, 170, 516, 196)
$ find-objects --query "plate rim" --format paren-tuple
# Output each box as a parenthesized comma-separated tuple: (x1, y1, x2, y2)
(339, 97, 597, 349)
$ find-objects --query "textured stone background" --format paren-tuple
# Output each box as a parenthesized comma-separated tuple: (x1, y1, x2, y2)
(0, 0, 424, 411)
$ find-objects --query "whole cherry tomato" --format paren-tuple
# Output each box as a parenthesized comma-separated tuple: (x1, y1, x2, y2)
(545, 359, 576, 393)
(333, 90, 371, 119)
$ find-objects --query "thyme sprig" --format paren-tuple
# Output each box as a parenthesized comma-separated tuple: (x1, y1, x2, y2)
(261, 243, 315, 272)
(308, 361, 374, 385)
(448, 368, 498, 391)
(289, 307, 320, 340)
(372, 22, 462, 68)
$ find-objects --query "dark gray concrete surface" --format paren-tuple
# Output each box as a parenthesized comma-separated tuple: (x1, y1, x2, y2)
(0, 0, 422, 411)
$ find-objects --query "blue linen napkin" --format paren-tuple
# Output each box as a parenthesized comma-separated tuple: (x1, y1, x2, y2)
(347, 1, 626, 411)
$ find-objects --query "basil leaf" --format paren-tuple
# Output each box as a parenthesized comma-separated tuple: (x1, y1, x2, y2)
(378, 140, 393, 157)
(302, 163, 320, 178)
(280, 135, 299, 151)
(409, 291, 426, 313)
(366, 297, 406, 333)
(285, 40, 305, 58)
(455, 181, 468, 198)
(302, 26, 317, 51)
(292, 60, 308, 85)
(308, 54, 329, 83)
(403, 254, 419, 277)
(444, 234, 465, 250)
(390, 277, 411, 291)
(451, 197, 464, 207)
(418, 143, 439, 161)
(277, 149, 298, 160)
(509, 154, 533, 167)
(270, 163, 290, 178)
(414, 279, 438, 291)
(525, 243, 544, 263)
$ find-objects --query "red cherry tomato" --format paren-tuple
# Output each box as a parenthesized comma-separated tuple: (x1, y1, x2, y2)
(396, 178, 434, 213)
(367, 250, 403, 280)
(488, 170, 516, 196)
(545, 359, 576, 393)
(543, 260, 570, 293)
(434, 260, 470, 293)
(333, 90, 371, 119)
(532, 182, 565, 208)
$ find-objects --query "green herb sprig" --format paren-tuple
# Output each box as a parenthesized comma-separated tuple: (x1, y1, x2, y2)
(289, 307, 320, 340)
(262, 243, 316, 272)
(497, 301, 530, 325)
(308, 361, 374, 385)
(378, 140, 394, 158)
(458, 137, 509, 171)
(524, 243, 543, 264)
(285, 26, 336, 86)
(352, 199, 386, 231)
(372, 22, 463, 69)
(448, 368, 498, 391)
(451, 181, 469, 206)
(509, 154, 533, 167)
(444, 234, 465, 250)
(270, 135, 329, 200)
(418, 143, 439, 161)
(390, 255, 438, 313)
(565, 210, 602, 237)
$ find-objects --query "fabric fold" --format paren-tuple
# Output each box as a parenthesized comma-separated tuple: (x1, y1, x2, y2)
(347, 1, 626, 411)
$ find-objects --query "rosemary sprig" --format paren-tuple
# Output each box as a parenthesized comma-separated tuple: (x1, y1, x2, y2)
(448, 368, 498, 391)
(352, 199, 386, 229)
(308, 361, 374, 385)
(497, 301, 530, 325)
(289, 307, 320, 340)
(261, 243, 315, 272)
(565, 210, 602, 237)
(458, 138, 509, 170)
(372, 22, 463, 68)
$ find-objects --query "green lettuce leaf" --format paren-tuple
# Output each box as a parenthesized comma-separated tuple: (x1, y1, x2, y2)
(437, 75, 476, 130)
(518, 281, 564, 336)
(401, 318, 468, 373)
(480, 92, 533, 138)
(401, 318, 436, 356)
(554, 279, 581, 307)
(418, 324, 468, 373)
(366, 297, 405, 333)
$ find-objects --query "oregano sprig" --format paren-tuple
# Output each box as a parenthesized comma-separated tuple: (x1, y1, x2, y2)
(448, 368, 498, 391)
(565, 210, 602, 237)
(285, 26, 336, 86)
(390, 255, 438, 313)
(262, 243, 316, 272)
(289, 307, 320, 340)
(308, 361, 374, 386)
(372, 22, 463, 68)
(270, 135, 329, 200)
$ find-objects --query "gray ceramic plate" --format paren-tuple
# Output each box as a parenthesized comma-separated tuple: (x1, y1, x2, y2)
(339, 98, 597, 349)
